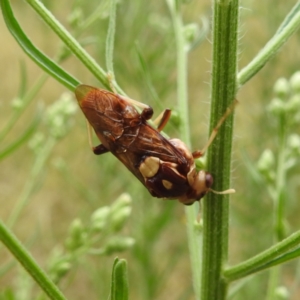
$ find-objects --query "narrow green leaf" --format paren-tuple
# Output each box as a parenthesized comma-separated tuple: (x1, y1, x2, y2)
(224, 230, 300, 282)
(238, 1, 300, 87)
(0, 113, 41, 161)
(18, 61, 27, 98)
(110, 257, 129, 300)
(106, 0, 117, 75)
(134, 42, 162, 109)
(25, 0, 110, 89)
(25, 0, 127, 94)
(227, 246, 300, 280)
(263, 246, 300, 268)
(0, 74, 48, 144)
(0, 0, 80, 91)
(0, 219, 67, 300)
(276, 2, 300, 35)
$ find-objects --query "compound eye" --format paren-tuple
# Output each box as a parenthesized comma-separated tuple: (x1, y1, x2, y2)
(189, 170, 213, 201)
(205, 173, 213, 188)
(141, 107, 154, 120)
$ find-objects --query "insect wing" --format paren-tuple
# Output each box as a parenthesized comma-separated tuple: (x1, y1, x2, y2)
(75, 84, 191, 198)
(75, 85, 141, 149)
(127, 124, 187, 164)
(75, 85, 147, 183)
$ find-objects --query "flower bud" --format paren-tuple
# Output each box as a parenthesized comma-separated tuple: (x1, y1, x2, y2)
(111, 207, 132, 232)
(170, 109, 181, 128)
(53, 261, 72, 281)
(91, 206, 111, 231)
(273, 77, 289, 98)
(103, 237, 135, 255)
(45, 93, 77, 139)
(287, 134, 300, 155)
(267, 97, 285, 115)
(11, 97, 24, 110)
(28, 132, 45, 154)
(285, 94, 300, 113)
(194, 219, 203, 233)
(257, 149, 275, 182)
(184, 23, 199, 45)
(275, 286, 289, 299)
(290, 71, 300, 93)
(65, 218, 85, 251)
(110, 193, 132, 213)
(68, 8, 83, 29)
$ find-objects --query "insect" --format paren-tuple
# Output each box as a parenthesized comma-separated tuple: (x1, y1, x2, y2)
(75, 84, 235, 205)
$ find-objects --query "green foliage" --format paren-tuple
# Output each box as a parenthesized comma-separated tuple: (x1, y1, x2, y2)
(0, 0, 300, 300)
(110, 258, 129, 300)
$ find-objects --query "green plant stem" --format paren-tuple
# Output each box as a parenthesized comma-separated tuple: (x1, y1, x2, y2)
(224, 230, 300, 281)
(0, 0, 79, 90)
(170, 6, 190, 143)
(274, 114, 288, 241)
(0, 74, 47, 143)
(0, 219, 67, 300)
(105, 0, 117, 75)
(201, 1, 239, 299)
(166, 1, 201, 298)
(78, 2, 110, 33)
(266, 267, 280, 300)
(25, 0, 105, 84)
(0, 113, 40, 160)
(26, 0, 124, 93)
(237, 2, 300, 87)
(7, 137, 56, 228)
(266, 108, 288, 299)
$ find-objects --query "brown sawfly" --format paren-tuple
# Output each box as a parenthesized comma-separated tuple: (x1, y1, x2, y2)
(75, 84, 235, 205)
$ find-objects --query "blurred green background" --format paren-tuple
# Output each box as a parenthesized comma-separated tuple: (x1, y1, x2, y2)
(1, 0, 300, 299)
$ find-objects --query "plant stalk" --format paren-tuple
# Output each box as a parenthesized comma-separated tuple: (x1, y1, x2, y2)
(0, 219, 66, 300)
(201, 0, 239, 299)
(166, 1, 201, 298)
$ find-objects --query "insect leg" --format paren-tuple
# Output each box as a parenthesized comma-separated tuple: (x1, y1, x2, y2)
(118, 95, 154, 120)
(195, 99, 238, 157)
(119, 95, 151, 110)
(93, 144, 109, 155)
(85, 120, 109, 155)
(153, 109, 172, 132)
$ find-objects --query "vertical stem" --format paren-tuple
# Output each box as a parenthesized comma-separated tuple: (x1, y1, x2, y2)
(173, 6, 203, 300)
(0, 74, 48, 143)
(166, 1, 201, 298)
(105, 0, 117, 74)
(201, 1, 239, 299)
(7, 137, 56, 228)
(266, 112, 287, 299)
(266, 267, 281, 300)
(275, 115, 287, 241)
